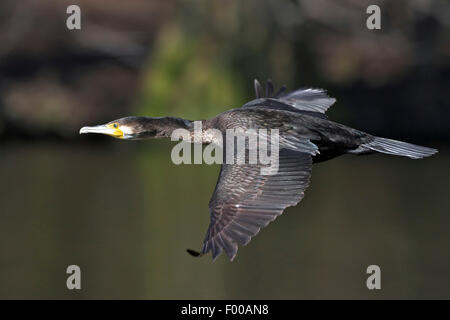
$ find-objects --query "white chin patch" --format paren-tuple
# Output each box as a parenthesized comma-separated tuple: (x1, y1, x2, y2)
(120, 125, 134, 137)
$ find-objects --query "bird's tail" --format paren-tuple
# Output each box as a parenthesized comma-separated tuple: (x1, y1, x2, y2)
(357, 137, 438, 159)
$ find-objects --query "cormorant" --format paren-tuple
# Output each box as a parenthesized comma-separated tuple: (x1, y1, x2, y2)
(80, 79, 438, 261)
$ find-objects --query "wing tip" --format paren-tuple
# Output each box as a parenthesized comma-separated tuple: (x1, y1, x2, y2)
(254, 79, 263, 98)
(186, 248, 203, 257)
(186, 247, 230, 262)
(254, 78, 287, 99)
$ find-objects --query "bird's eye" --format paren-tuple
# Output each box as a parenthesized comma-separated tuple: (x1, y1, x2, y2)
(113, 123, 118, 128)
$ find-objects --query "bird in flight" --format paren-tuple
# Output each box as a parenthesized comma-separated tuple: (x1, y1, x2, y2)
(80, 79, 437, 261)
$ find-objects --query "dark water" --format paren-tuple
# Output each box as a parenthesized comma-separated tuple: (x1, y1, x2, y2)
(0, 141, 448, 299)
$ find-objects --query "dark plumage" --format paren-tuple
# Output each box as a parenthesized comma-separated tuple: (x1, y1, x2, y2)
(80, 79, 438, 261)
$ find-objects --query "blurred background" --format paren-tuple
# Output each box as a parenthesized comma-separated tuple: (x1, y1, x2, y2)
(0, 0, 449, 299)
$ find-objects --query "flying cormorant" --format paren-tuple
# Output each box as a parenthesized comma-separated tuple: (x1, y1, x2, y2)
(80, 79, 437, 261)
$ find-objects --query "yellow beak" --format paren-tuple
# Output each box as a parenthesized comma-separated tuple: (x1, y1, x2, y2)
(79, 124, 124, 138)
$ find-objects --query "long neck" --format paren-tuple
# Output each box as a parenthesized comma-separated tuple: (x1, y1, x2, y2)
(145, 117, 195, 139)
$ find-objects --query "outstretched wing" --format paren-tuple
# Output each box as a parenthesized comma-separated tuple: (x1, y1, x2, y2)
(199, 149, 312, 261)
(243, 79, 336, 116)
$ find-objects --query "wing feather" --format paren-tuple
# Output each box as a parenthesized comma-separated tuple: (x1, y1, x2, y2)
(201, 150, 312, 261)
(243, 79, 336, 117)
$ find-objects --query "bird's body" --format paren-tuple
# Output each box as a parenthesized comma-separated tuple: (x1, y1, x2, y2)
(204, 107, 368, 163)
(80, 79, 437, 261)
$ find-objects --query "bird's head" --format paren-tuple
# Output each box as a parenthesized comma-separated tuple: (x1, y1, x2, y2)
(80, 116, 191, 140)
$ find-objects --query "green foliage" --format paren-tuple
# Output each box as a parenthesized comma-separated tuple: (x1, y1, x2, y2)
(136, 24, 245, 120)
